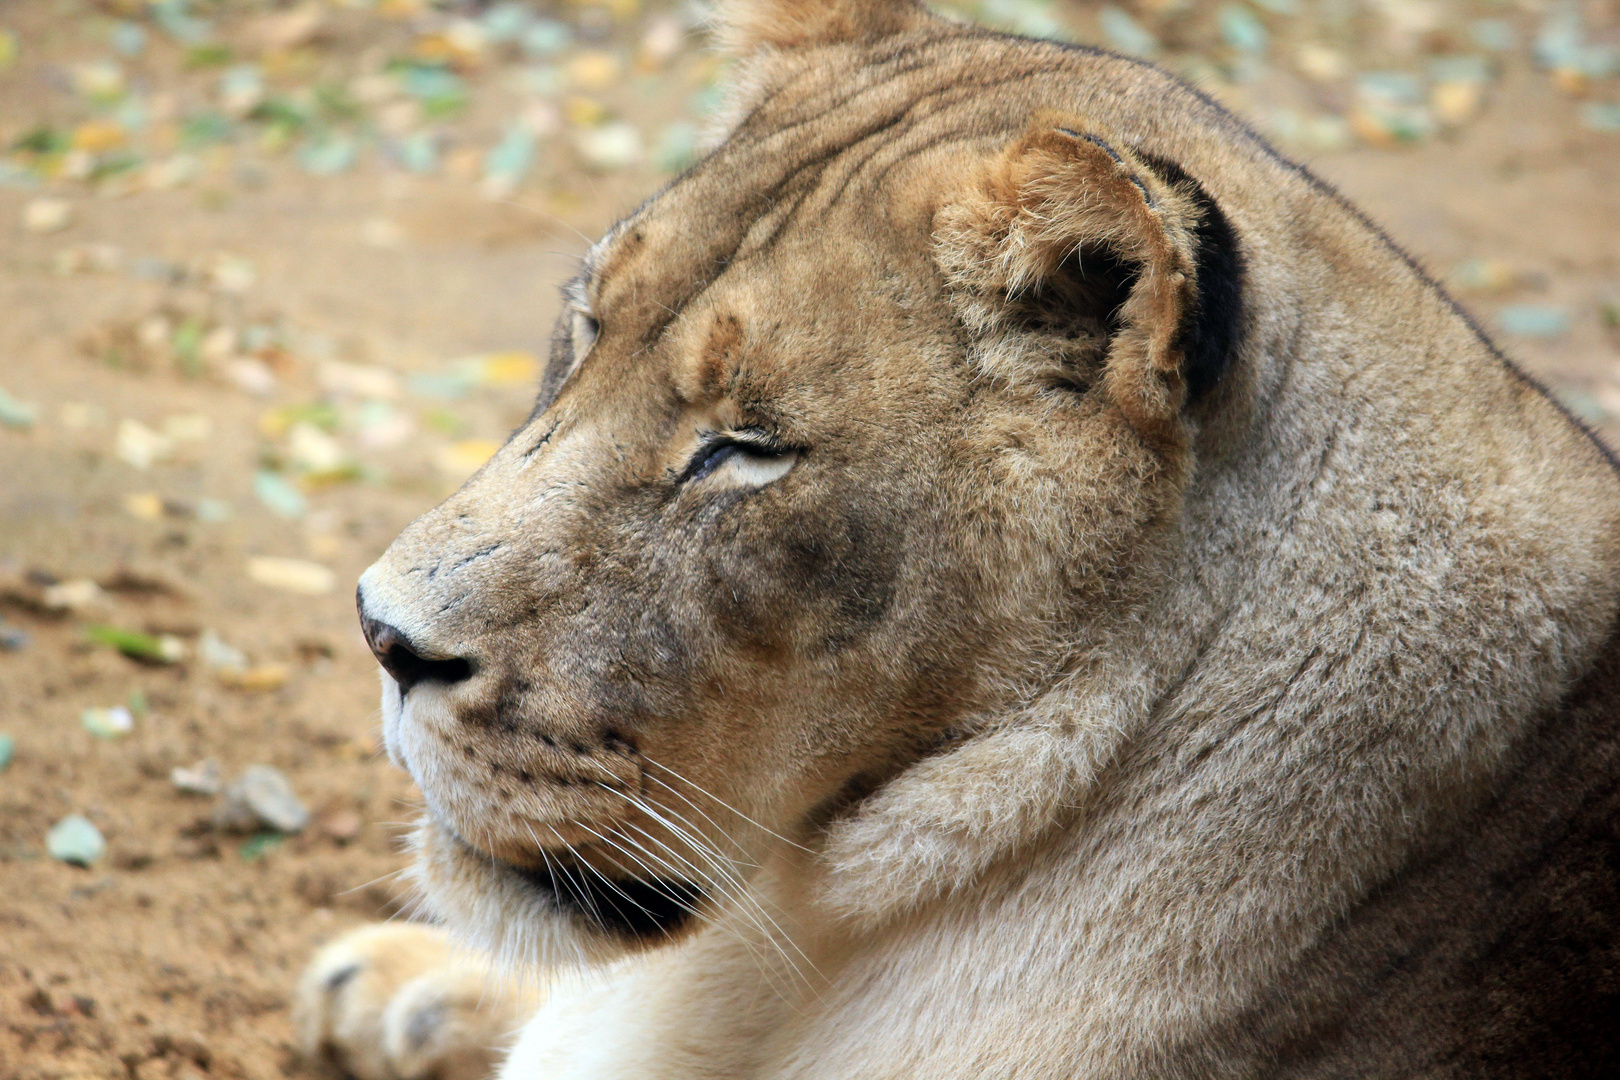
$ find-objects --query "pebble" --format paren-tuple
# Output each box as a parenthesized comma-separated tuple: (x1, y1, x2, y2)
(1449, 258, 1520, 293)
(42, 578, 105, 612)
(82, 705, 136, 739)
(213, 764, 310, 833)
(318, 360, 401, 400)
(246, 555, 336, 595)
(253, 470, 308, 519)
(1582, 102, 1620, 133)
(1219, 4, 1268, 55)
(216, 663, 291, 691)
(0, 386, 37, 430)
(0, 624, 27, 651)
(171, 758, 222, 796)
(1498, 305, 1572, 339)
(436, 439, 501, 478)
(472, 352, 541, 386)
(116, 418, 174, 470)
(298, 133, 358, 176)
(1098, 7, 1160, 59)
(224, 357, 278, 397)
(320, 808, 362, 843)
(576, 122, 643, 170)
(197, 628, 249, 671)
(123, 492, 164, 521)
(47, 814, 106, 866)
(286, 422, 351, 476)
(0, 733, 13, 772)
(21, 198, 73, 234)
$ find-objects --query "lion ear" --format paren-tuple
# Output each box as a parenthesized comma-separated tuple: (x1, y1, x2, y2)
(935, 115, 1245, 446)
(711, 0, 929, 52)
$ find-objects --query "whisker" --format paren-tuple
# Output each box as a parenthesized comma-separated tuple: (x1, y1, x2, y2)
(640, 757, 817, 853)
(607, 795, 820, 987)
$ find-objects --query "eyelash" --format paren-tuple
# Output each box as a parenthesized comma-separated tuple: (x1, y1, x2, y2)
(681, 431, 791, 484)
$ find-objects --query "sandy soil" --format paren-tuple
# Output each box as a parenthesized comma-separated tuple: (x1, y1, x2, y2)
(1, 5, 1616, 1080)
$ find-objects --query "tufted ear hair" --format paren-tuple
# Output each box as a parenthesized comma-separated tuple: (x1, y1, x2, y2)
(935, 114, 1245, 448)
(711, 0, 930, 52)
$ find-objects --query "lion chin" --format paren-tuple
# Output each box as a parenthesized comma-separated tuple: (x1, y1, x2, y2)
(297, 1, 1620, 1078)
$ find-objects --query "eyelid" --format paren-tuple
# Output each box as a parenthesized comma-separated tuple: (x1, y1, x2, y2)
(716, 428, 784, 452)
(679, 429, 791, 484)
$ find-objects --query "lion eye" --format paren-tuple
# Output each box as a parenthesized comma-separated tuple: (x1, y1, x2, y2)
(681, 432, 796, 487)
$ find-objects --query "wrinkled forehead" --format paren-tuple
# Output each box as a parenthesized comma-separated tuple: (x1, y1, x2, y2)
(580, 42, 1058, 338)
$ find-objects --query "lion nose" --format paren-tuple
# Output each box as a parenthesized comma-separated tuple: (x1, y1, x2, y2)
(360, 614, 474, 693)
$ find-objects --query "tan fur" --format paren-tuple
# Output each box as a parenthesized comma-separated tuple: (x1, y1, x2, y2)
(298, 1, 1620, 1076)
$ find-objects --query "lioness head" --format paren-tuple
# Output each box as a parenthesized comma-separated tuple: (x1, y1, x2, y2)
(358, 0, 1269, 961)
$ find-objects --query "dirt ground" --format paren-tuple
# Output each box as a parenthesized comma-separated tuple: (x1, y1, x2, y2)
(1, 2, 1617, 1079)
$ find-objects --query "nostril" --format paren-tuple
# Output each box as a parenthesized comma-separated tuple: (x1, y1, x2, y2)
(361, 617, 473, 693)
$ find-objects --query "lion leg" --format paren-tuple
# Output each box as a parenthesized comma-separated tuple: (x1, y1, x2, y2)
(294, 923, 540, 1080)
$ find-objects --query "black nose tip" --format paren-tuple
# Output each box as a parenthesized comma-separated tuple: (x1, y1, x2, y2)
(360, 615, 473, 693)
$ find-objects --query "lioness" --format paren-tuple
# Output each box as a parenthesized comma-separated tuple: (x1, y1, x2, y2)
(296, 1, 1620, 1076)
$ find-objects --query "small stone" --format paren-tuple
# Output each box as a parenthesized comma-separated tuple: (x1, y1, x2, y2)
(42, 578, 105, 612)
(1581, 103, 1620, 133)
(1449, 258, 1520, 294)
(0, 625, 27, 651)
(224, 357, 278, 396)
(82, 705, 136, 739)
(481, 123, 536, 198)
(576, 122, 642, 171)
(124, 492, 164, 521)
(53, 243, 124, 276)
(566, 50, 621, 90)
(472, 352, 541, 386)
(47, 814, 106, 866)
(214, 764, 309, 833)
(0, 386, 37, 430)
(197, 628, 248, 671)
(216, 663, 291, 691)
(22, 198, 73, 233)
(116, 418, 174, 470)
(298, 133, 357, 176)
(1498, 305, 1571, 339)
(653, 122, 699, 173)
(207, 255, 256, 295)
(246, 556, 335, 595)
(436, 439, 501, 479)
(111, 21, 147, 57)
(354, 402, 414, 449)
(1098, 6, 1160, 59)
(320, 808, 362, 843)
(253, 471, 307, 519)
(1219, 4, 1267, 55)
(0, 733, 14, 771)
(171, 759, 222, 796)
(520, 19, 572, 57)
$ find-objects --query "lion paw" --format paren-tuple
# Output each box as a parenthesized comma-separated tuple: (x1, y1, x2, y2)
(294, 923, 540, 1080)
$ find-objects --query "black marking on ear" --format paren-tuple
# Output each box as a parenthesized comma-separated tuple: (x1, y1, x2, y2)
(1137, 153, 1246, 404)
(1055, 127, 1155, 206)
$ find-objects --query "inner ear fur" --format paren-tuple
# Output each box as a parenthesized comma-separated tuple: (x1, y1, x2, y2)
(712, 0, 928, 52)
(935, 115, 1245, 445)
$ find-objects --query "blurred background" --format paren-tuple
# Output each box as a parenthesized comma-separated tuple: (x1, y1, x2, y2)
(0, 0, 1615, 1077)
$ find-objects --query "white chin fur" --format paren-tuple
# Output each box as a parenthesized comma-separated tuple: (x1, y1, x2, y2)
(379, 670, 406, 768)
